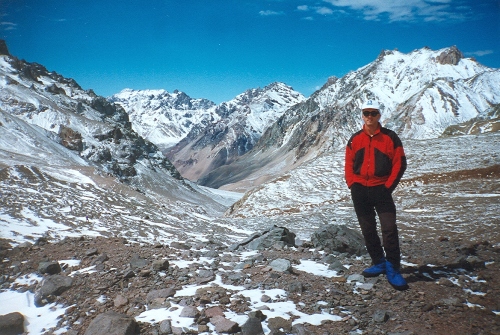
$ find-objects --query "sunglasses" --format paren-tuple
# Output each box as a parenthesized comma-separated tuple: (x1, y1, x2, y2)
(363, 111, 380, 117)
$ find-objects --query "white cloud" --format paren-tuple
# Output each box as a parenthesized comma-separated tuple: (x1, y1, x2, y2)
(297, 5, 309, 11)
(466, 50, 494, 57)
(316, 7, 334, 15)
(259, 10, 285, 16)
(322, 0, 469, 22)
(0, 21, 17, 31)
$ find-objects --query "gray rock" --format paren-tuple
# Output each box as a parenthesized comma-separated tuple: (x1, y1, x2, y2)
(0, 312, 24, 335)
(146, 288, 176, 304)
(247, 226, 296, 251)
(152, 259, 169, 271)
(34, 275, 73, 307)
(269, 259, 292, 272)
(129, 254, 148, 269)
(231, 226, 296, 251)
(267, 316, 292, 332)
(347, 274, 365, 282)
(227, 272, 246, 281)
(248, 310, 267, 321)
(86, 248, 99, 256)
(287, 281, 304, 293)
(204, 306, 225, 318)
(311, 224, 366, 256)
(38, 261, 62, 275)
(441, 297, 463, 307)
(358, 283, 374, 290)
(179, 306, 200, 318)
(241, 316, 264, 335)
(210, 315, 240, 333)
(291, 323, 309, 335)
(17, 242, 32, 248)
(328, 260, 347, 272)
(91, 253, 109, 265)
(170, 241, 191, 250)
(261, 294, 272, 302)
(159, 319, 172, 334)
(203, 250, 220, 258)
(114, 295, 129, 308)
(229, 233, 262, 251)
(235, 259, 253, 270)
(322, 254, 337, 264)
(198, 269, 214, 278)
(84, 311, 139, 335)
(372, 310, 390, 323)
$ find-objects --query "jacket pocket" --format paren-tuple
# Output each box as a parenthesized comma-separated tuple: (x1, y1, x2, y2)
(353, 148, 365, 175)
(374, 148, 392, 177)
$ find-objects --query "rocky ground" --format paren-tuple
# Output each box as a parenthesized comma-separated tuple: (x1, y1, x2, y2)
(1, 227, 499, 335)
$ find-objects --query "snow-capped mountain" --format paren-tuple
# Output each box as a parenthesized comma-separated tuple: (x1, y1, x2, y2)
(0, 40, 234, 215)
(164, 82, 305, 181)
(199, 46, 500, 191)
(109, 88, 216, 151)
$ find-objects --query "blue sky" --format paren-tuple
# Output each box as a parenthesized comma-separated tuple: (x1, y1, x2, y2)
(1, 1, 499, 103)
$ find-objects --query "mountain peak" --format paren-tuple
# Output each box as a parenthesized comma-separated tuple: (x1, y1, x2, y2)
(0, 39, 9, 56)
(436, 45, 463, 65)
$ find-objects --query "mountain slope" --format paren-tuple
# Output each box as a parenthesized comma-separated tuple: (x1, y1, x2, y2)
(165, 82, 305, 181)
(0, 41, 237, 217)
(109, 88, 216, 151)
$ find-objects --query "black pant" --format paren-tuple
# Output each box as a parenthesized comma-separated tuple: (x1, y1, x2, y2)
(350, 183, 401, 267)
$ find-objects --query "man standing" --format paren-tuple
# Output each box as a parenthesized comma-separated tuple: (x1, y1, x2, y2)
(344, 100, 408, 290)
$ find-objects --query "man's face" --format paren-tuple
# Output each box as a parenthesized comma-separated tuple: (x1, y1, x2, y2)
(362, 108, 381, 127)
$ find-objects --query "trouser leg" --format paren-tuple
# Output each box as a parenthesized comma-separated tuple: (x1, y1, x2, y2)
(351, 184, 385, 263)
(378, 212, 401, 267)
(358, 214, 385, 263)
(372, 185, 401, 267)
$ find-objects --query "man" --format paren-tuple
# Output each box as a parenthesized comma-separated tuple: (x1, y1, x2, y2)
(344, 100, 408, 290)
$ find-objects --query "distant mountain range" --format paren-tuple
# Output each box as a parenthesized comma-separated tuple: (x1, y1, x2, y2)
(115, 45, 499, 190)
(1, 39, 499, 193)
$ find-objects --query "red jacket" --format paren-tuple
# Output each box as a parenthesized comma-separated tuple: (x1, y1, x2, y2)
(345, 123, 406, 192)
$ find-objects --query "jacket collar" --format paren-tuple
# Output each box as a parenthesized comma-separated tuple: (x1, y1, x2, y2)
(362, 122, 381, 136)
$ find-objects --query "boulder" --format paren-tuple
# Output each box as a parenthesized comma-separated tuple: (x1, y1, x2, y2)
(0, 312, 24, 335)
(231, 226, 296, 251)
(159, 319, 172, 334)
(84, 311, 139, 335)
(269, 259, 292, 272)
(146, 288, 176, 304)
(311, 224, 366, 256)
(38, 261, 62, 275)
(241, 316, 264, 335)
(210, 315, 240, 333)
(152, 259, 169, 271)
(179, 306, 200, 318)
(267, 316, 292, 333)
(34, 275, 73, 307)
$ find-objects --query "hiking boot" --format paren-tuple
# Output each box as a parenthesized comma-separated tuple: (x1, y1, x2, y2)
(385, 260, 409, 291)
(361, 257, 386, 277)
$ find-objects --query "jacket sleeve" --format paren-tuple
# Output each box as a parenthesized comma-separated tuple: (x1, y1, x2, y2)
(344, 142, 354, 188)
(385, 134, 407, 192)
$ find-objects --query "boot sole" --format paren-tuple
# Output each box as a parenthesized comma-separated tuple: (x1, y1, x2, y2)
(361, 271, 386, 277)
(389, 282, 409, 291)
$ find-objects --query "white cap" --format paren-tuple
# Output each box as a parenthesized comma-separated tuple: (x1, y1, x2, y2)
(361, 100, 380, 110)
